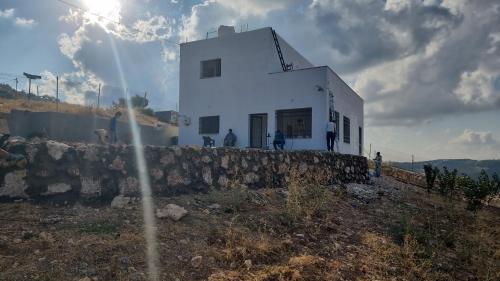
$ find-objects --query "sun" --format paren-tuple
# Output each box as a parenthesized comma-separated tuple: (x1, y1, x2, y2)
(83, 0, 121, 25)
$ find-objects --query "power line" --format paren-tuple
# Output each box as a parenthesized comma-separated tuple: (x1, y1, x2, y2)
(53, 0, 181, 46)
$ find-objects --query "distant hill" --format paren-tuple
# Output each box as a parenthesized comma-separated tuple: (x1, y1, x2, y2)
(391, 159, 500, 179)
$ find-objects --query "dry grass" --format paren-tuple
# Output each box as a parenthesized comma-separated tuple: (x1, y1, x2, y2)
(0, 176, 499, 281)
(0, 97, 157, 125)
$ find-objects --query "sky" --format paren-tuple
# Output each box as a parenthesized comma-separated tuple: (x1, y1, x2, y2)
(0, 0, 499, 161)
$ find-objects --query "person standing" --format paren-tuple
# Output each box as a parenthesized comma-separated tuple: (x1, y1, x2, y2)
(109, 111, 122, 144)
(374, 152, 382, 177)
(326, 119, 336, 152)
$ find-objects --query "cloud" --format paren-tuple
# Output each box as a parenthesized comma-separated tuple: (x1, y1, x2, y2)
(0, 8, 14, 18)
(14, 17, 37, 27)
(449, 129, 499, 147)
(179, 0, 290, 41)
(342, 0, 500, 126)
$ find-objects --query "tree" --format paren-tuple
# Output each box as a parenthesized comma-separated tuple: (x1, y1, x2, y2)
(437, 167, 458, 198)
(423, 164, 439, 193)
(130, 95, 148, 108)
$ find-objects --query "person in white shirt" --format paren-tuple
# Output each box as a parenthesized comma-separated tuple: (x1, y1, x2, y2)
(326, 119, 336, 152)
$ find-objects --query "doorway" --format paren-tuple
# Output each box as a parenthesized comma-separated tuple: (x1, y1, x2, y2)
(249, 113, 268, 148)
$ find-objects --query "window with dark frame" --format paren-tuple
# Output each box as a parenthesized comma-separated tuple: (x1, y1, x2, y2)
(359, 126, 363, 156)
(276, 108, 312, 139)
(343, 116, 350, 143)
(334, 111, 340, 140)
(200, 59, 221, 78)
(199, 116, 219, 134)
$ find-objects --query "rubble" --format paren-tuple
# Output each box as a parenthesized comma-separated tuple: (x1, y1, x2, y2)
(156, 204, 188, 221)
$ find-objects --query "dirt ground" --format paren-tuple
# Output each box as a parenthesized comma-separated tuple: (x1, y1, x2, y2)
(0, 176, 499, 281)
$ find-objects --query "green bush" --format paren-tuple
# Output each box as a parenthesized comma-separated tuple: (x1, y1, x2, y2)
(423, 164, 439, 193)
(458, 170, 499, 212)
(488, 173, 500, 203)
(437, 167, 458, 198)
(140, 107, 155, 117)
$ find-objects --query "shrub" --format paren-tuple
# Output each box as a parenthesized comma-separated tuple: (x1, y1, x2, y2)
(437, 167, 458, 198)
(286, 182, 331, 220)
(487, 173, 500, 203)
(458, 170, 499, 212)
(140, 107, 155, 117)
(423, 164, 439, 193)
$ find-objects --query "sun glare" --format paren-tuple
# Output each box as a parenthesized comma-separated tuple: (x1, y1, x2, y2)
(83, 0, 121, 26)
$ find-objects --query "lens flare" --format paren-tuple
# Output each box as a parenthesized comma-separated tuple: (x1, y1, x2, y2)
(108, 36, 160, 281)
(83, 0, 121, 26)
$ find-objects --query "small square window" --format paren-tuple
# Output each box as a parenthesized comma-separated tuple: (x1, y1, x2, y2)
(201, 59, 221, 78)
(199, 116, 219, 134)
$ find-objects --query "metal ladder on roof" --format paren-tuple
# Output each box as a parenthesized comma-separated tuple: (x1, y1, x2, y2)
(271, 28, 292, 72)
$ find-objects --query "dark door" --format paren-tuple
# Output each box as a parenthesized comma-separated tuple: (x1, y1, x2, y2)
(250, 114, 267, 148)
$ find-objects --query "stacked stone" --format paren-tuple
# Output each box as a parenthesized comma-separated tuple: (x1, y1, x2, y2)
(0, 140, 369, 203)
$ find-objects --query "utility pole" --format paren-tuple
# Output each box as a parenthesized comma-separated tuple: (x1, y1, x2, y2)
(36, 85, 39, 96)
(15, 78, 18, 92)
(144, 91, 147, 107)
(97, 83, 101, 109)
(369, 143, 372, 159)
(411, 154, 414, 171)
(56, 76, 59, 112)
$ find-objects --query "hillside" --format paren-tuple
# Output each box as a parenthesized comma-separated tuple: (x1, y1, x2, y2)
(0, 83, 158, 126)
(0, 177, 498, 280)
(392, 159, 500, 179)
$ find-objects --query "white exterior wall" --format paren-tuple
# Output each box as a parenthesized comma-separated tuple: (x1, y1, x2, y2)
(178, 27, 363, 154)
(327, 68, 364, 155)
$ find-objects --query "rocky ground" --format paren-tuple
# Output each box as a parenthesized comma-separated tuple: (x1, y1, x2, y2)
(0, 176, 499, 281)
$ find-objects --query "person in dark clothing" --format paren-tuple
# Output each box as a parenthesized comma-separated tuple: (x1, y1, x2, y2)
(109, 111, 122, 144)
(374, 152, 382, 177)
(273, 130, 285, 150)
(223, 129, 237, 147)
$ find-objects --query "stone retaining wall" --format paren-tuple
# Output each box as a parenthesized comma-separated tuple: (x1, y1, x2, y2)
(0, 140, 368, 203)
(382, 165, 426, 188)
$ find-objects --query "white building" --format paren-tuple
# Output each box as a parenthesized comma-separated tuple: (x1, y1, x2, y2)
(178, 26, 364, 155)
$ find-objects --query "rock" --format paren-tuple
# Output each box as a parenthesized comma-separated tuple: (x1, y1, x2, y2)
(201, 155, 211, 163)
(167, 169, 190, 186)
(221, 155, 229, 169)
(244, 259, 252, 269)
(156, 204, 188, 221)
(160, 152, 175, 166)
(79, 278, 91, 281)
(39, 232, 55, 243)
(191, 256, 203, 268)
(208, 203, 221, 209)
(202, 167, 212, 185)
(0, 170, 28, 198)
(46, 140, 69, 160)
(217, 175, 228, 187)
(110, 156, 126, 174)
(80, 177, 102, 198)
(42, 183, 72, 195)
(119, 177, 140, 196)
(244, 172, 259, 184)
(150, 168, 164, 181)
(345, 183, 379, 202)
(111, 195, 131, 208)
